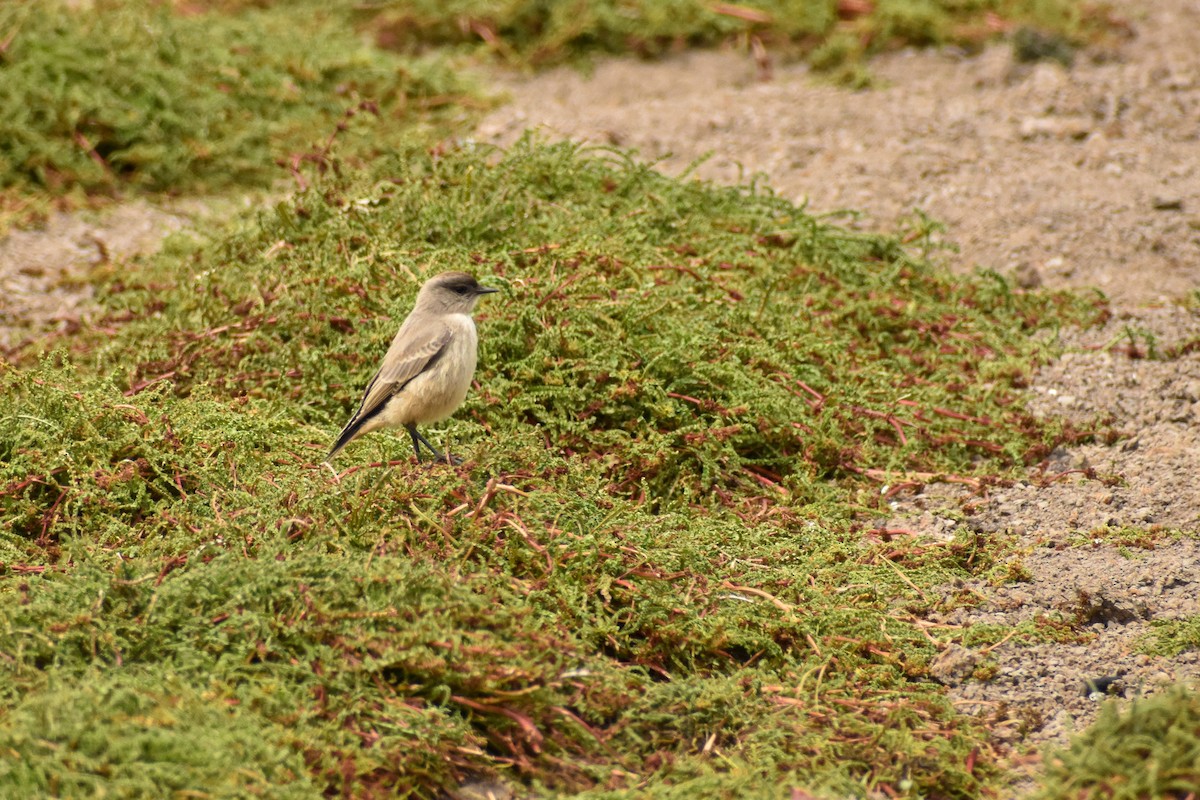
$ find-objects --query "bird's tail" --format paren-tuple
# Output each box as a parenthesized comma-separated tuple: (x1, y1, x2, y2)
(324, 418, 366, 463)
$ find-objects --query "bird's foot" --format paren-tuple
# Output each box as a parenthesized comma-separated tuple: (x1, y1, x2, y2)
(431, 452, 463, 466)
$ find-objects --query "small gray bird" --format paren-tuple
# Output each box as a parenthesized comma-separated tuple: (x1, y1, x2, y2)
(326, 271, 498, 464)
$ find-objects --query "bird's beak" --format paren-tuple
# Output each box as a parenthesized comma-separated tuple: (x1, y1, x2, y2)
(476, 285, 500, 295)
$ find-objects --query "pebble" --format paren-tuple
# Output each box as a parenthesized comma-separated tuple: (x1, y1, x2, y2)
(1019, 116, 1092, 140)
(1012, 261, 1043, 288)
(1152, 196, 1184, 211)
(929, 644, 981, 686)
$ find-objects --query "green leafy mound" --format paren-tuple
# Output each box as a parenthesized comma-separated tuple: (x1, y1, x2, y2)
(1141, 616, 1200, 658)
(0, 391, 985, 796)
(1, 140, 1102, 797)
(0, 671, 315, 798)
(359, 0, 1097, 67)
(88, 139, 1092, 502)
(0, 0, 472, 197)
(1037, 685, 1200, 800)
(0, 0, 1108, 211)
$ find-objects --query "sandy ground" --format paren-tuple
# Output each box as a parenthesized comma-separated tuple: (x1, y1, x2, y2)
(2, 0, 1199, 789)
(0, 198, 227, 350)
(477, 3, 1200, 305)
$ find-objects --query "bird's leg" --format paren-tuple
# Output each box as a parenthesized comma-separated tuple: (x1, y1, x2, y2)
(406, 425, 460, 464)
(407, 425, 427, 463)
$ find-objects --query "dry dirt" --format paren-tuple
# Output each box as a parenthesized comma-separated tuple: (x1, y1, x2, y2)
(0, 197, 230, 351)
(2, 0, 1199, 790)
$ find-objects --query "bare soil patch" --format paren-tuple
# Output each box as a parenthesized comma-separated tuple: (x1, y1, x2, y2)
(0, 200, 215, 352)
(478, 2, 1200, 304)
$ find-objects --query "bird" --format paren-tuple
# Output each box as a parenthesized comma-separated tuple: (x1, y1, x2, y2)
(325, 271, 498, 464)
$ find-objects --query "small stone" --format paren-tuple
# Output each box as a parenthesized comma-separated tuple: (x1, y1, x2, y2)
(1014, 29, 1076, 67)
(1149, 671, 1173, 686)
(1168, 402, 1193, 423)
(457, 779, 514, 800)
(1012, 261, 1043, 288)
(1019, 116, 1092, 140)
(929, 644, 981, 687)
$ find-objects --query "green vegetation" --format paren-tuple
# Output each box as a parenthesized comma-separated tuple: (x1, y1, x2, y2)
(0, 1, 1155, 797)
(1139, 616, 1200, 658)
(0, 0, 1108, 223)
(1036, 685, 1200, 800)
(0, 0, 475, 219)
(354, 0, 1104, 67)
(1066, 524, 1183, 551)
(0, 672, 316, 798)
(2, 137, 1101, 797)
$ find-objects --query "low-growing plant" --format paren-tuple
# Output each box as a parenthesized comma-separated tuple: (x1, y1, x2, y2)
(1036, 685, 1200, 799)
(1, 136, 1108, 796)
(0, 0, 476, 198)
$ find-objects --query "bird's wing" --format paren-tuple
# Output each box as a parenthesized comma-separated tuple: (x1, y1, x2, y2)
(356, 322, 454, 420)
(327, 322, 453, 458)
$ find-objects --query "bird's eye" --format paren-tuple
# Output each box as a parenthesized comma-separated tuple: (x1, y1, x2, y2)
(453, 285, 469, 295)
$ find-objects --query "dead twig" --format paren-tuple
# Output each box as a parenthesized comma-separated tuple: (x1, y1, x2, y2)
(720, 580, 794, 612)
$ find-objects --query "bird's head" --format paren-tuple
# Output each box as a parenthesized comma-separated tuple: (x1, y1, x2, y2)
(415, 271, 499, 315)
